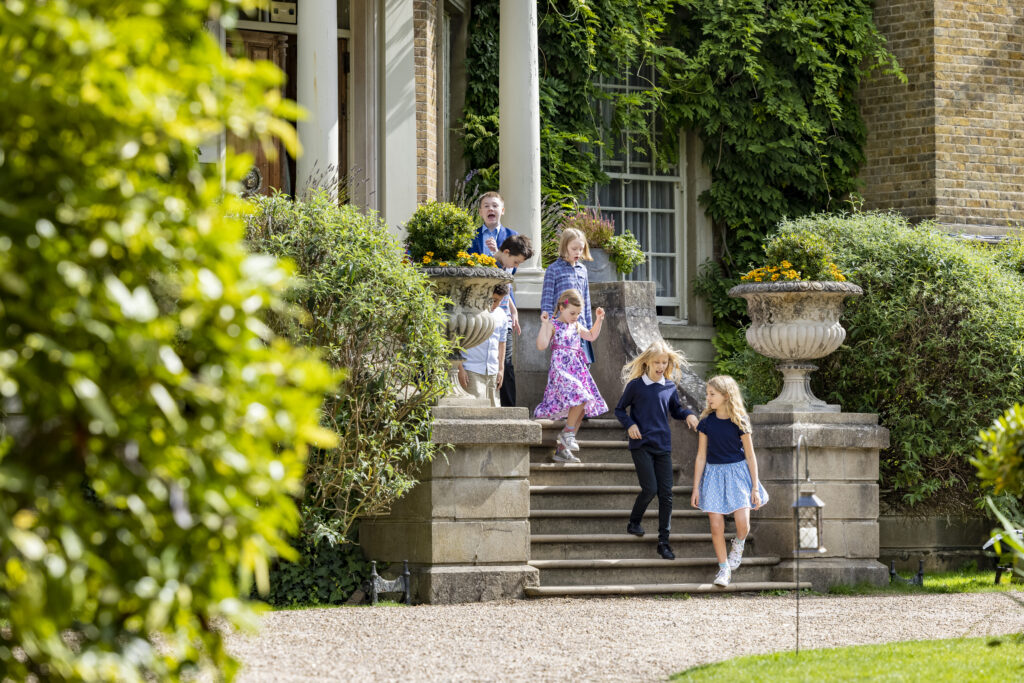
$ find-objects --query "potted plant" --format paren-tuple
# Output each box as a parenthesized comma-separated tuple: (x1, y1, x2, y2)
(560, 208, 645, 282)
(728, 230, 862, 412)
(405, 201, 511, 397)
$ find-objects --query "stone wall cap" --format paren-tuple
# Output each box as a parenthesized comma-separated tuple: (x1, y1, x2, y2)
(728, 281, 863, 296)
(421, 265, 513, 281)
(750, 411, 881, 425)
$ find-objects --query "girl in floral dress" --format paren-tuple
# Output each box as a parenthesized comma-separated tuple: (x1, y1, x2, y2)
(534, 288, 608, 463)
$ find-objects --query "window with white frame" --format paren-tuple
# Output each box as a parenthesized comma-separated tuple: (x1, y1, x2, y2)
(586, 70, 682, 314)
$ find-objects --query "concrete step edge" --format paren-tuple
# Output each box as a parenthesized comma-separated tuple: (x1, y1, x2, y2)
(535, 419, 622, 428)
(529, 556, 780, 569)
(531, 485, 693, 494)
(525, 581, 811, 596)
(532, 533, 732, 543)
(530, 509, 708, 518)
(535, 440, 630, 448)
(530, 463, 679, 471)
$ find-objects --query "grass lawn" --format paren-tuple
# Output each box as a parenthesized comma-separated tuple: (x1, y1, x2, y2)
(826, 566, 1024, 596)
(673, 634, 1024, 681)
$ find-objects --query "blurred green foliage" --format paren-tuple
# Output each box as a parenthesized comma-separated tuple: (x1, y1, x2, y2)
(975, 404, 1024, 568)
(722, 212, 1024, 512)
(245, 192, 453, 548)
(0, 1, 338, 679)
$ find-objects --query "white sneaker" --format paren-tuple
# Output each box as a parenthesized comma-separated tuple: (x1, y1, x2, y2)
(713, 566, 731, 587)
(551, 444, 580, 463)
(559, 430, 580, 452)
(728, 538, 745, 570)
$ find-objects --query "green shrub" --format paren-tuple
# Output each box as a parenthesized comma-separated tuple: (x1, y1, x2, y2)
(974, 404, 1024, 573)
(245, 192, 453, 546)
(605, 231, 646, 275)
(731, 212, 1024, 512)
(0, 1, 335, 679)
(404, 201, 478, 262)
(993, 232, 1024, 277)
(261, 538, 371, 608)
(563, 208, 615, 248)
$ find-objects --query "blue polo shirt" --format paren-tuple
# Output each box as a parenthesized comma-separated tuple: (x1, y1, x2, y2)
(614, 375, 696, 453)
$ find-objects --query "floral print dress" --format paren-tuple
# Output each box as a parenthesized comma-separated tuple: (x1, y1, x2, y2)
(533, 319, 608, 419)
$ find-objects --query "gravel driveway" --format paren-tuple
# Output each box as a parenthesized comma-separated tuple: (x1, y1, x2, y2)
(229, 592, 1024, 682)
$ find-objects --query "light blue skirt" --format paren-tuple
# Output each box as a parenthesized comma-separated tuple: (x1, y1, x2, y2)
(698, 460, 769, 514)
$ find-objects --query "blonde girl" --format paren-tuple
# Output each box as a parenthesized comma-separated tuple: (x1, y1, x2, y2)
(690, 375, 769, 587)
(615, 341, 699, 560)
(534, 288, 607, 462)
(540, 228, 595, 364)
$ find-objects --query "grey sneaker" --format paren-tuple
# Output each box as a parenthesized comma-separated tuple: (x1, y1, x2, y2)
(551, 443, 580, 463)
(713, 566, 731, 587)
(559, 430, 580, 452)
(728, 538, 745, 570)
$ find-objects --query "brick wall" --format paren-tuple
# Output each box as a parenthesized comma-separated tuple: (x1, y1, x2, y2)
(858, 0, 937, 221)
(933, 0, 1024, 229)
(859, 1, 1024, 231)
(414, 0, 438, 204)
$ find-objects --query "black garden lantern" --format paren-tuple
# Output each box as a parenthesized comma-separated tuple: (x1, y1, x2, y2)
(793, 434, 826, 555)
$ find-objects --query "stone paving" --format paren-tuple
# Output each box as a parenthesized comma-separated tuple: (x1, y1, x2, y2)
(228, 591, 1024, 681)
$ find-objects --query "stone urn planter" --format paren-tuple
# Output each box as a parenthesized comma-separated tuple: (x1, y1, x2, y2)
(587, 248, 620, 283)
(728, 281, 862, 412)
(422, 265, 513, 397)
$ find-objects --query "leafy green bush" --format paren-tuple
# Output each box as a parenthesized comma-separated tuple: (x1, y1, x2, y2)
(404, 201, 478, 262)
(245, 192, 453, 546)
(261, 538, 371, 607)
(0, 1, 335, 679)
(974, 404, 1024, 571)
(993, 232, 1024, 277)
(730, 212, 1024, 512)
(563, 208, 615, 248)
(605, 232, 646, 275)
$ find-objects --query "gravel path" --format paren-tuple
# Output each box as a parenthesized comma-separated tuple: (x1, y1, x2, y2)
(229, 592, 1024, 681)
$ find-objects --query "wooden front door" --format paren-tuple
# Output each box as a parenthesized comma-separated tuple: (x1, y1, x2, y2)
(226, 30, 287, 196)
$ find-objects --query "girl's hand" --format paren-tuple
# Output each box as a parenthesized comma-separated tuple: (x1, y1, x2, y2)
(685, 414, 699, 432)
(540, 311, 550, 323)
(751, 489, 762, 509)
(595, 307, 605, 319)
(690, 489, 700, 508)
(627, 425, 641, 440)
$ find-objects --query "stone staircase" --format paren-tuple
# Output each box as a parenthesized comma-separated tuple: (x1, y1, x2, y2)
(525, 418, 809, 596)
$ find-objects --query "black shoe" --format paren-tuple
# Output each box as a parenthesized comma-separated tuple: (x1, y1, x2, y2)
(626, 522, 645, 537)
(656, 542, 675, 560)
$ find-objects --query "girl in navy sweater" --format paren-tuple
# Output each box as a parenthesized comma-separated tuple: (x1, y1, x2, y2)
(614, 341, 699, 560)
(690, 375, 769, 587)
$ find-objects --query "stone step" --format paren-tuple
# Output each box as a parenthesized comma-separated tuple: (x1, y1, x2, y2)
(536, 418, 623, 430)
(529, 462, 680, 487)
(530, 441, 634, 464)
(530, 532, 747, 560)
(525, 581, 811, 597)
(528, 556, 781, 586)
(529, 508, 729, 535)
(530, 484, 693, 510)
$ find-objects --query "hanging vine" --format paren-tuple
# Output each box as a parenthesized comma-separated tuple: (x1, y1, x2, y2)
(461, 0, 902, 274)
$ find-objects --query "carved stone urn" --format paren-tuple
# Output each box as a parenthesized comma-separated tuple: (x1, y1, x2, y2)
(422, 265, 513, 397)
(728, 281, 862, 412)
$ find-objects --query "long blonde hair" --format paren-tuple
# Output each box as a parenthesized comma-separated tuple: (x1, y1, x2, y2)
(558, 227, 593, 261)
(621, 341, 689, 385)
(700, 375, 750, 432)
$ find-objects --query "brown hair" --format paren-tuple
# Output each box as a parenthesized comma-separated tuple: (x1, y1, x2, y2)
(479, 191, 504, 206)
(499, 233, 534, 259)
(555, 288, 584, 314)
(700, 375, 751, 433)
(492, 282, 510, 296)
(559, 227, 593, 261)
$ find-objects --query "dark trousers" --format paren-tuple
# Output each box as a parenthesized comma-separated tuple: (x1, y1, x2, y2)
(500, 329, 516, 407)
(629, 447, 674, 543)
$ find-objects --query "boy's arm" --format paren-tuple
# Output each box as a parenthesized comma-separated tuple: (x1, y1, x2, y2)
(579, 307, 605, 341)
(508, 297, 520, 335)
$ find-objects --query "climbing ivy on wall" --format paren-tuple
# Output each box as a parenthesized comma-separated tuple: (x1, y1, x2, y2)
(462, 0, 901, 273)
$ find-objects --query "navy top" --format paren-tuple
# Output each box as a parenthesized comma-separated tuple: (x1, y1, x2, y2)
(470, 224, 518, 257)
(697, 414, 750, 464)
(614, 377, 696, 453)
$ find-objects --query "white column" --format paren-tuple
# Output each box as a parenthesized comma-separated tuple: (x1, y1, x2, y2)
(296, 0, 340, 191)
(381, 0, 419, 231)
(499, 0, 544, 306)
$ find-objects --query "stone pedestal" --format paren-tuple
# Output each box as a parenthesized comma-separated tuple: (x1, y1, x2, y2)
(358, 399, 541, 603)
(751, 410, 891, 591)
